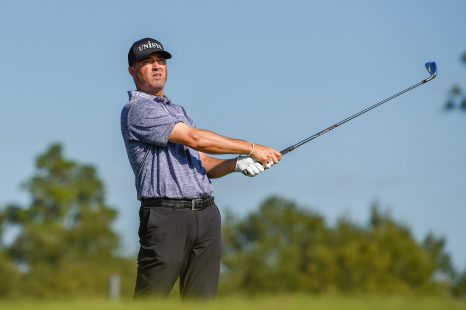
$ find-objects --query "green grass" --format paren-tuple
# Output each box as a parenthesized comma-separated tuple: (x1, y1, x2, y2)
(0, 295, 465, 310)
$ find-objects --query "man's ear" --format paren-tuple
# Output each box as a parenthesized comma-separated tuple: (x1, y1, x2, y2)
(128, 66, 135, 77)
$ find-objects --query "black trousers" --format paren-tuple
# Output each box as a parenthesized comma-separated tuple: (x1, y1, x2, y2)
(134, 198, 222, 298)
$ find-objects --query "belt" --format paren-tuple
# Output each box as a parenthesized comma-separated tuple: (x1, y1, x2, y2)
(141, 196, 214, 211)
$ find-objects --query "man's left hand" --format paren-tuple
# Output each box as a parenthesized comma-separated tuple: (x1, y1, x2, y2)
(235, 156, 265, 177)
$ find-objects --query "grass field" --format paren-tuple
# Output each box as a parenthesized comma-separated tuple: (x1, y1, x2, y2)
(1, 295, 465, 310)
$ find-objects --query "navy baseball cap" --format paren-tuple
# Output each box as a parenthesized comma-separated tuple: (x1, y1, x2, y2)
(128, 38, 172, 66)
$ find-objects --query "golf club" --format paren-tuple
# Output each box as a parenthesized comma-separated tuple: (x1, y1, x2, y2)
(280, 62, 437, 155)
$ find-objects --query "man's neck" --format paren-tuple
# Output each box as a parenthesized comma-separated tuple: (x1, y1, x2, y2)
(137, 87, 164, 97)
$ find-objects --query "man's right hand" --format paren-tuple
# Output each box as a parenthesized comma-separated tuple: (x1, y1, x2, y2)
(250, 144, 282, 168)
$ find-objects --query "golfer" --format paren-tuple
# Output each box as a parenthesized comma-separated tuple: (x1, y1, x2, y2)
(121, 37, 281, 298)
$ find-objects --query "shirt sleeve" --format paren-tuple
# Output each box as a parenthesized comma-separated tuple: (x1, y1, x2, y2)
(127, 101, 181, 147)
(181, 106, 196, 128)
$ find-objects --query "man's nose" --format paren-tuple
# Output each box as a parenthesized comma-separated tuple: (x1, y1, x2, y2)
(153, 59, 165, 69)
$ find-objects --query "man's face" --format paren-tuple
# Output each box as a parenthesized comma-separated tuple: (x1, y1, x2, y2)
(129, 54, 168, 96)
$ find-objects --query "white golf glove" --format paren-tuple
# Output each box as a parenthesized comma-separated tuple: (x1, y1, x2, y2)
(235, 156, 265, 177)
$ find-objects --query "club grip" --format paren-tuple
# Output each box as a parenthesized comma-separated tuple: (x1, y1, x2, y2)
(280, 146, 294, 155)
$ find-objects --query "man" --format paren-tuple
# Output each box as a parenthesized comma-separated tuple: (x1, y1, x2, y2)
(121, 37, 282, 298)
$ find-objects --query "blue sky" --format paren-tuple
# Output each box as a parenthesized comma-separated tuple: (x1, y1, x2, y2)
(1, 1, 465, 269)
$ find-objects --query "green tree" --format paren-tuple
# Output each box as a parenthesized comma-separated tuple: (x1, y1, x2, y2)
(221, 197, 455, 295)
(361, 205, 435, 292)
(445, 51, 466, 112)
(0, 252, 20, 298)
(0, 143, 134, 298)
(423, 233, 455, 280)
(221, 196, 328, 294)
(452, 269, 466, 298)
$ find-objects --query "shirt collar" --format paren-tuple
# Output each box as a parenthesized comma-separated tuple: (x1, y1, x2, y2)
(128, 90, 171, 105)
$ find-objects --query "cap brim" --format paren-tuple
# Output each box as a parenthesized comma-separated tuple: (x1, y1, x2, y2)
(138, 50, 172, 62)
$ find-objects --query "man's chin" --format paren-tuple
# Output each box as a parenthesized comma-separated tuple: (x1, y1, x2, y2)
(144, 84, 164, 93)
(151, 81, 166, 89)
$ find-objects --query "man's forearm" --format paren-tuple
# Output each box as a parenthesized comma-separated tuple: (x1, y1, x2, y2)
(200, 155, 237, 179)
(190, 128, 253, 155)
(169, 123, 253, 155)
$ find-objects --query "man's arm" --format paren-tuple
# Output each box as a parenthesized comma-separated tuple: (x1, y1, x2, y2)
(198, 152, 237, 179)
(168, 122, 281, 165)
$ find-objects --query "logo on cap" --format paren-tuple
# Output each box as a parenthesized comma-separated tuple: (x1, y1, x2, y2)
(138, 40, 163, 51)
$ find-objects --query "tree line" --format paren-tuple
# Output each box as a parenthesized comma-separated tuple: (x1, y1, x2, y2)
(0, 144, 465, 299)
(221, 196, 464, 295)
(445, 50, 466, 112)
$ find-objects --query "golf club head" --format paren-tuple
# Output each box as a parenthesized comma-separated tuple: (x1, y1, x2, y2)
(425, 62, 437, 81)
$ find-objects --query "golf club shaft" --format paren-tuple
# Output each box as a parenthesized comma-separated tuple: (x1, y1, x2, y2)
(280, 76, 432, 155)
